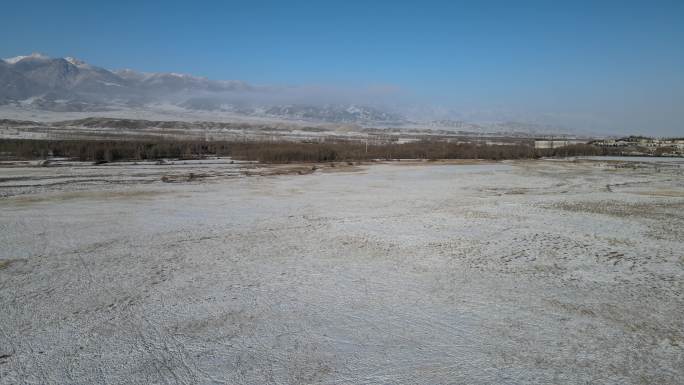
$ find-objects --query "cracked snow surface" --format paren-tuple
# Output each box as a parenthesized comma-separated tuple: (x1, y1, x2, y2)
(1, 158, 683, 384)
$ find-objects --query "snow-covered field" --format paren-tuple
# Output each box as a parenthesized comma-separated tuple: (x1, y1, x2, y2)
(0, 158, 682, 384)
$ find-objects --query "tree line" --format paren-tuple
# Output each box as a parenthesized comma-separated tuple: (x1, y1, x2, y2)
(0, 139, 620, 163)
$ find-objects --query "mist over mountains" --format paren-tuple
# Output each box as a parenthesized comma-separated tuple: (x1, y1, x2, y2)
(0, 53, 584, 135)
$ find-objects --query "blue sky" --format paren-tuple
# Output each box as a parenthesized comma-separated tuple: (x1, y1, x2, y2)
(2, 0, 683, 134)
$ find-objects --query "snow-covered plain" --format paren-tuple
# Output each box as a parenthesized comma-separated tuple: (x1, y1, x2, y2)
(0, 158, 682, 384)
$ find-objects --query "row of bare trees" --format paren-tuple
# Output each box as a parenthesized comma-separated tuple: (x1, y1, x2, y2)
(0, 139, 622, 163)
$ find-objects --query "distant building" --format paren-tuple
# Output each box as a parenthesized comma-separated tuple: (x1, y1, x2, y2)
(591, 136, 684, 156)
(534, 139, 587, 149)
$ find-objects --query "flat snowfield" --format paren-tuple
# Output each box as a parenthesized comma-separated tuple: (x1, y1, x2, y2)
(1, 158, 682, 384)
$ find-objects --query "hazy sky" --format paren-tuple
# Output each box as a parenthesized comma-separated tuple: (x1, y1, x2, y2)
(2, 0, 683, 135)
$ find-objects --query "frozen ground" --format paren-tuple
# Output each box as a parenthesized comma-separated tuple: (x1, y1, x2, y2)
(0, 158, 682, 384)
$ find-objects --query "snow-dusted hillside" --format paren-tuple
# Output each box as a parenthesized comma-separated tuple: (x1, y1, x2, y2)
(1, 53, 585, 135)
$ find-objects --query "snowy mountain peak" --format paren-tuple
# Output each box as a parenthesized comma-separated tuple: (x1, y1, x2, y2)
(168, 72, 193, 78)
(3, 52, 50, 64)
(64, 56, 87, 67)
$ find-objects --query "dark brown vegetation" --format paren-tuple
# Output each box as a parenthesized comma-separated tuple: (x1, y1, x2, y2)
(535, 144, 620, 157)
(0, 139, 622, 163)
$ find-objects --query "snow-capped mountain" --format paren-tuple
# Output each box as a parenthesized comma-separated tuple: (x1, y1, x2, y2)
(3, 52, 51, 64)
(0, 53, 412, 124)
(113, 70, 251, 93)
(0, 59, 43, 100)
(0, 53, 580, 134)
(0, 53, 250, 104)
(0, 53, 405, 124)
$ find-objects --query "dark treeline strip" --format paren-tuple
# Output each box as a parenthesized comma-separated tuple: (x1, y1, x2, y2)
(0, 139, 232, 162)
(535, 144, 619, 157)
(0, 139, 621, 163)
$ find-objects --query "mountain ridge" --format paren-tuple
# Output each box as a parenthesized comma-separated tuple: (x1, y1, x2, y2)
(0, 53, 584, 134)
